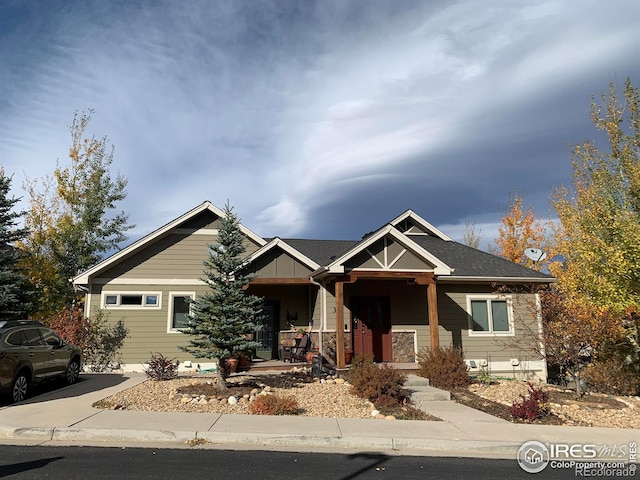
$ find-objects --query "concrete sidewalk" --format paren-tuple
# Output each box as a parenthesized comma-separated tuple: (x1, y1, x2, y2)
(0, 373, 637, 458)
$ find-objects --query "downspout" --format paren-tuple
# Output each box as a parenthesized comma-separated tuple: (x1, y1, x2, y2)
(310, 276, 324, 358)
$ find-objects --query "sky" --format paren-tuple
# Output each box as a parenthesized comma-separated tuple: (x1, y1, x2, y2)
(1, 0, 639, 250)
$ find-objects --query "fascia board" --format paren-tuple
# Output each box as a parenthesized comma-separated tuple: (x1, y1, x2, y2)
(73, 201, 266, 285)
(437, 276, 556, 284)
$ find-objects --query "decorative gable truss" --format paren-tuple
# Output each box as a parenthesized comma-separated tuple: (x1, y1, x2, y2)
(322, 225, 453, 276)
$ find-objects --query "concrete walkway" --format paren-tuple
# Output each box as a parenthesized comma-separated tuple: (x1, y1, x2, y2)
(0, 373, 637, 459)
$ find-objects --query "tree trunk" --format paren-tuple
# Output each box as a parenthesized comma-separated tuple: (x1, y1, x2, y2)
(215, 361, 228, 391)
(574, 369, 582, 397)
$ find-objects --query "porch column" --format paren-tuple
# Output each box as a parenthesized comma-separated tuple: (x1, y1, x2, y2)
(335, 280, 345, 369)
(427, 282, 440, 348)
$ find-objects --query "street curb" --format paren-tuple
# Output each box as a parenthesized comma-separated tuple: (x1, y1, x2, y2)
(0, 425, 521, 457)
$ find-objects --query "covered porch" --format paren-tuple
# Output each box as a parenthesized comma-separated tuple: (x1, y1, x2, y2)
(321, 271, 441, 369)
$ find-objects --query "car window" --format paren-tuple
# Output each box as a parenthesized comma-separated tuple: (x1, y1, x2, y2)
(39, 328, 62, 347)
(6, 331, 25, 346)
(23, 328, 44, 346)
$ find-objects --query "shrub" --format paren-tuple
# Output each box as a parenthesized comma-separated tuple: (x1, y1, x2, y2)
(373, 394, 400, 410)
(392, 405, 429, 421)
(509, 383, 550, 422)
(349, 358, 407, 406)
(44, 307, 129, 372)
(582, 357, 640, 396)
(145, 353, 179, 381)
(248, 394, 300, 415)
(417, 346, 471, 390)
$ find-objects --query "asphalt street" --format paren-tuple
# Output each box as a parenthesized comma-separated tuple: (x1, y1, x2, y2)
(0, 445, 579, 479)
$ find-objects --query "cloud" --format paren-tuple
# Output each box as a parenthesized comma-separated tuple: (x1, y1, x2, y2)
(0, 0, 639, 245)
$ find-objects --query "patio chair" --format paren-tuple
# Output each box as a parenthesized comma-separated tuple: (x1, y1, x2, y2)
(289, 334, 311, 363)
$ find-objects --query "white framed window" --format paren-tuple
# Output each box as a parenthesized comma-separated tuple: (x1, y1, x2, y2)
(101, 292, 162, 309)
(168, 292, 195, 333)
(466, 295, 514, 336)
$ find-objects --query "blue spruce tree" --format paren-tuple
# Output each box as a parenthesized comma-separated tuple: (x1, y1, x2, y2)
(180, 202, 264, 388)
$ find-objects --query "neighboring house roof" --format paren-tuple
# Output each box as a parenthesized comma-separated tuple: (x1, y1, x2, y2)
(72, 201, 266, 285)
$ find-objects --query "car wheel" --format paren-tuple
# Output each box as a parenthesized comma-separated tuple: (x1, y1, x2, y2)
(66, 359, 80, 385)
(11, 373, 29, 403)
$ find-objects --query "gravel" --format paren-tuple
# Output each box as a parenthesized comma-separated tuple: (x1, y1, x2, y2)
(95, 371, 640, 428)
(466, 380, 640, 428)
(95, 371, 375, 419)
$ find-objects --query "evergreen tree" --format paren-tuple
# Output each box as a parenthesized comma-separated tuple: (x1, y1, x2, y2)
(0, 170, 32, 319)
(180, 202, 264, 389)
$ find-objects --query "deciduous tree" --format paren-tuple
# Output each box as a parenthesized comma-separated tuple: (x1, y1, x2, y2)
(18, 110, 133, 317)
(462, 220, 482, 249)
(551, 78, 640, 319)
(491, 191, 550, 271)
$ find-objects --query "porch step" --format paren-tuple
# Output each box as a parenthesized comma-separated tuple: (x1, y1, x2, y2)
(404, 374, 430, 387)
(405, 375, 451, 402)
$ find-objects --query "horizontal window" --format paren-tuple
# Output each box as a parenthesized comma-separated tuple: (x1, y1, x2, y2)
(467, 295, 514, 336)
(102, 292, 162, 309)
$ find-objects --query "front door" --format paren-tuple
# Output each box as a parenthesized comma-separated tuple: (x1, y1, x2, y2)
(256, 300, 279, 360)
(351, 297, 392, 362)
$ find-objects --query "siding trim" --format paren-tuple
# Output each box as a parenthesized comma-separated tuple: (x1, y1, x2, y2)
(96, 278, 205, 285)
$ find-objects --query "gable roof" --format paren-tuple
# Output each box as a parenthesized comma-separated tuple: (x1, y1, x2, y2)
(321, 224, 453, 276)
(73, 201, 554, 286)
(409, 235, 553, 282)
(246, 238, 321, 271)
(281, 239, 360, 266)
(73, 201, 266, 285)
(389, 209, 453, 241)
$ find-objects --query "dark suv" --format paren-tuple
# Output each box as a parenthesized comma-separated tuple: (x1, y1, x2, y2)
(0, 320, 82, 403)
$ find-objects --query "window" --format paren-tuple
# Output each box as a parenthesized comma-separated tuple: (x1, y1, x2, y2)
(467, 295, 513, 335)
(39, 328, 62, 347)
(102, 292, 161, 309)
(168, 292, 195, 332)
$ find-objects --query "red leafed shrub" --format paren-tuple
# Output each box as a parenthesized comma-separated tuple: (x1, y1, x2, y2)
(509, 383, 550, 422)
(248, 394, 300, 415)
(145, 353, 179, 381)
(43, 306, 128, 372)
(416, 346, 471, 390)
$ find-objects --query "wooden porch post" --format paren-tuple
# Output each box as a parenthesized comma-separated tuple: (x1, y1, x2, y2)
(427, 282, 440, 348)
(335, 280, 345, 369)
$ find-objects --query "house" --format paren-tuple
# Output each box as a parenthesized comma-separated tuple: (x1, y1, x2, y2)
(72, 201, 554, 379)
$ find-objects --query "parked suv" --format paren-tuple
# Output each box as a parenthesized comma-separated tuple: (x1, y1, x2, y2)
(0, 320, 82, 403)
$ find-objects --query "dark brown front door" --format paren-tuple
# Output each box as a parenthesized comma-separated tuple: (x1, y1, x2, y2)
(351, 297, 392, 362)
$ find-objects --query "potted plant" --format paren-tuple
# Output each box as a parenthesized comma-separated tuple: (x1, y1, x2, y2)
(345, 350, 354, 365)
(306, 348, 319, 364)
(295, 328, 306, 338)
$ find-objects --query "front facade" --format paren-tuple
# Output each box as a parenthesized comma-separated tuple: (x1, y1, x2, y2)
(73, 201, 553, 380)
